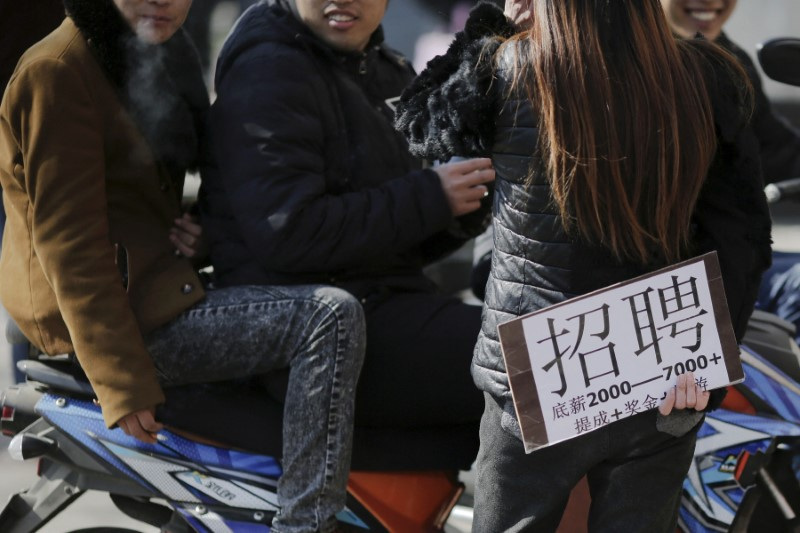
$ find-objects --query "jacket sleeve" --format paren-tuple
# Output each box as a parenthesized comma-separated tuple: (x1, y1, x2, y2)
(209, 47, 453, 273)
(4, 59, 165, 427)
(690, 47, 773, 343)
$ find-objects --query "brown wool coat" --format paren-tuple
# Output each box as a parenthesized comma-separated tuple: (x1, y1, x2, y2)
(0, 18, 205, 427)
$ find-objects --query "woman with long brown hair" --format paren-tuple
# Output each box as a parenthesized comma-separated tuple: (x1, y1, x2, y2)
(396, 0, 772, 530)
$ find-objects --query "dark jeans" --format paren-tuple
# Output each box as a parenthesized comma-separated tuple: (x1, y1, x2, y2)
(474, 394, 699, 533)
(145, 284, 366, 533)
(354, 291, 485, 428)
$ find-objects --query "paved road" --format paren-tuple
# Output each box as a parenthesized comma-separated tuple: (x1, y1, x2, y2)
(0, 436, 158, 532)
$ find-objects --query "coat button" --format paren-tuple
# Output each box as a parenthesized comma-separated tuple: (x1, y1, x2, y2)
(181, 283, 194, 294)
(160, 182, 170, 192)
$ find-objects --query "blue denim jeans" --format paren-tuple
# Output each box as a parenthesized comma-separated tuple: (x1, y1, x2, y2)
(145, 284, 366, 533)
(474, 394, 699, 533)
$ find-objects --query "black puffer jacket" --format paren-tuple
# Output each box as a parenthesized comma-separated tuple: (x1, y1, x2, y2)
(397, 4, 772, 406)
(200, 0, 475, 298)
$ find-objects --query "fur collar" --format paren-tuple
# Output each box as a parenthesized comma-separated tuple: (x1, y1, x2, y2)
(63, 0, 208, 177)
(395, 2, 515, 160)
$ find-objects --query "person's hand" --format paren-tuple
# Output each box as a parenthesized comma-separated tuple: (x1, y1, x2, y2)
(659, 372, 711, 415)
(434, 158, 495, 217)
(504, 0, 533, 28)
(118, 408, 163, 444)
(170, 213, 207, 258)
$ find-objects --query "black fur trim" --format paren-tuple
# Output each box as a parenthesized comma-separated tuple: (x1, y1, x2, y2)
(395, 2, 515, 160)
(62, 0, 208, 177)
(63, 0, 131, 88)
(462, 1, 516, 41)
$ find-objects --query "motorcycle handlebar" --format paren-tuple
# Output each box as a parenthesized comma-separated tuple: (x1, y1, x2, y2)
(764, 177, 800, 204)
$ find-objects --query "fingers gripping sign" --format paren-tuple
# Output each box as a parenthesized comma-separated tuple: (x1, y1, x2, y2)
(658, 371, 710, 416)
(434, 157, 496, 217)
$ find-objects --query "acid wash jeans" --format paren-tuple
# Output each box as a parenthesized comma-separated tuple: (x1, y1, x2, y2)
(144, 284, 366, 533)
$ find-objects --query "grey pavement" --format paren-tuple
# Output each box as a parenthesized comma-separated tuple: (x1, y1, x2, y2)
(0, 436, 159, 532)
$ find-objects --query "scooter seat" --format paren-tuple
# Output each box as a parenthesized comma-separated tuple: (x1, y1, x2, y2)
(20, 357, 479, 471)
(17, 358, 95, 398)
(159, 371, 480, 471)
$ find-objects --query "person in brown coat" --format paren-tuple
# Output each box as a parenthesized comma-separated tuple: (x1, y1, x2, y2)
(0, 0, 65, 383)
(0, 1, 366, 531)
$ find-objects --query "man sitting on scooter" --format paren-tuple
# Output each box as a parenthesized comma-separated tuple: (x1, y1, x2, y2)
(660, 0, 800, 343)
(200, 0, 492, 435)
(0, 1, 366, 532)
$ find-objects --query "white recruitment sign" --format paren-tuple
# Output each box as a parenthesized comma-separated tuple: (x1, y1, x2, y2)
(498, 252, 743, 453)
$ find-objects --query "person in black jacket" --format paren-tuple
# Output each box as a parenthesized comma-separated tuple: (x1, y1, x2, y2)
(396, 1, 771, 531)
(660, 0, 800, 183)
(473, 0, 800, 321)
(661, 0, 800, 342)
(200, 0, 493, 436)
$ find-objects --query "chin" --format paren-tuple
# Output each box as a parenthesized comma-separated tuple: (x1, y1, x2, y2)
(134, 25, 175, 45)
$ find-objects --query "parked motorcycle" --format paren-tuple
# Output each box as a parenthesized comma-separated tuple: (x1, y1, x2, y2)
(0, 316, 479, 533)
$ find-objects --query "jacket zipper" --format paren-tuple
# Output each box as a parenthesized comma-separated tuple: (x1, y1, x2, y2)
(358, 52, 368, 75)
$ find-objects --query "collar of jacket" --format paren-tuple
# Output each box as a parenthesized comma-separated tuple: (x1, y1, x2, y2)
(395, 1, 514, 160)
(62, 0, 208, 176)
(713, 31, 742, 56)
(63, 0, 134, 89)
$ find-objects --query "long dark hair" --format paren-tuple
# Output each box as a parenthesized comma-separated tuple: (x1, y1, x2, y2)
(501, 0, 749, 264)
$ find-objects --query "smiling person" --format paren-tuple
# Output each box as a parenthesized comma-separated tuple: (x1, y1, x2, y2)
(661, 0, 800, 184)
(660, 0, 734, 41)
(661, 0, 800, 348)
(0, 1, 366, 532)
(201, 0, 491, 454)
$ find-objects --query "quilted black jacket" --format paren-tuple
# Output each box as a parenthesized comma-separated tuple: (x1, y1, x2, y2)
(396, 3, 772, 407)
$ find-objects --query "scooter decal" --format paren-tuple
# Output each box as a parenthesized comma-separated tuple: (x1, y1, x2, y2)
(36, 394, 159, 488)
(680, 409, 800, 531)
(710, 408, 800, 437)
(684, 414, 771, 526)
(32, 391, 370, 531)
(740, 347, 800, 423)
(174, 471, 280, 510)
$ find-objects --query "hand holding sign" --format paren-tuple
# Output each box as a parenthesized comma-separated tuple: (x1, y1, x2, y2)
(659, 372, 711, 415)
(499, 252, 742, 453)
